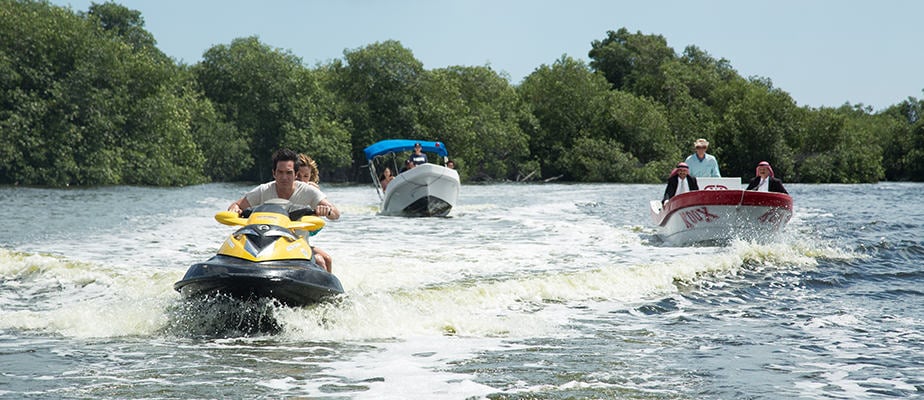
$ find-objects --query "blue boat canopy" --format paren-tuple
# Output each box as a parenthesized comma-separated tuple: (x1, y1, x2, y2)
(363, 139, 449, 161)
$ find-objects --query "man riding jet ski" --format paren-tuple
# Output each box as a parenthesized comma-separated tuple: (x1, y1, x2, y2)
(228, 148, 341, 271)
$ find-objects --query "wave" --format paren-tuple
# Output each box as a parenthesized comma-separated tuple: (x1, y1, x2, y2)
(1, 181, 866, 344)
(0, 249, 180, 338)
(1, 216, 861, 343)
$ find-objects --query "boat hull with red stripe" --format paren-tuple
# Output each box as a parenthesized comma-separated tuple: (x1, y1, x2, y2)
(649, 189, 793, 246)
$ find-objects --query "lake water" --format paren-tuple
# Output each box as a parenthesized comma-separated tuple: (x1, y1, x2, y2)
(1, 182, 922, 399)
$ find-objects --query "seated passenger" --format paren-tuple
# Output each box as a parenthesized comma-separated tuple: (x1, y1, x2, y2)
(400, 159, 415, 173)
(746, 161, 788, 194)
(663, 162, 699, 204)
(294, 153, 332, 272)
(379, 167, 394, 190)
(296, 153, 321, 188)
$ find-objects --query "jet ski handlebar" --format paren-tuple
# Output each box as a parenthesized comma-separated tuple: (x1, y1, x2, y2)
(239, 206, 315, 220)
(216, 207, 325, 232)
(287, 207, 316, 220)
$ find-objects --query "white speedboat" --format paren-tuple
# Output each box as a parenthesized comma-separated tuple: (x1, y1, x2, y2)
(364, 139, 460, 217)
(649, 178, 793, 246)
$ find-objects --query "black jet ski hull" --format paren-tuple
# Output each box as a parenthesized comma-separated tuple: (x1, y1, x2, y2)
(174, 255, 343, 307)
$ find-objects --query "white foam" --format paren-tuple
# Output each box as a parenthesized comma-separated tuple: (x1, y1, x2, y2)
(0, 249, 182, 338)
(0, 183, 874, 398)
(286, 337, 504, 400)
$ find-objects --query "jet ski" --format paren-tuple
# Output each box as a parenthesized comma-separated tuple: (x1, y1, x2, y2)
(174, 201, 344, 306)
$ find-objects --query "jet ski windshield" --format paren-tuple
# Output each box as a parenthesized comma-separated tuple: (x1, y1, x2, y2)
(242, 203, 316, 220)
(240, 199, 315, 220)
(250, 203, 288, 216)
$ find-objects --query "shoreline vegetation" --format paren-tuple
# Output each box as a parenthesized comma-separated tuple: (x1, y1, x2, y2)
(2, 0, 922, 187)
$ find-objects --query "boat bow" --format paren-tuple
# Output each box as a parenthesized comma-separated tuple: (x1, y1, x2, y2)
(651, 183, 793, 246)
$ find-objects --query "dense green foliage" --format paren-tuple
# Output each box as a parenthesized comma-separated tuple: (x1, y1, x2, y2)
(1, 0, 208, 185)
(194, 37, 351, 182)
(2, 1, 922, 187)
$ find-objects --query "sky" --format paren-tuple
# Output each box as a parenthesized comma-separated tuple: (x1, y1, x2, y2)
(49, 0, 924, 111)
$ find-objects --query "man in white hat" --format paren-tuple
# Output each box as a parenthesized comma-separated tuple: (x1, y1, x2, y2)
(684, 138, 721, 177)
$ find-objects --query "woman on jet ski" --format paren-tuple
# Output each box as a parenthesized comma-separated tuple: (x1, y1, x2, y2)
(296, 153, 333, 271)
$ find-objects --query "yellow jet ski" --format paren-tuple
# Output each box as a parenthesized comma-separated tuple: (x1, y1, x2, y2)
(174, 201, 343, 306)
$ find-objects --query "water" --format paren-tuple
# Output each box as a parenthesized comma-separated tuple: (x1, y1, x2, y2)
(1, 182, 922, 399)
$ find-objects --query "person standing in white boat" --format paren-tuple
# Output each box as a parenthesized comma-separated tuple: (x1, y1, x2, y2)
(746, 161, 788, 194)
(684, 138, 721, 177)
(663, 162, 699, 205)
(409, 142, 428, 165)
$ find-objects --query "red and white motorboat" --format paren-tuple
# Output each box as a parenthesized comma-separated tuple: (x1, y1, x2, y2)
(649, 178, 793, 246)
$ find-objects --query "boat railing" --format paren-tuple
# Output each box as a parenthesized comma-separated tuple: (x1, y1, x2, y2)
(697, 177, 743, 190)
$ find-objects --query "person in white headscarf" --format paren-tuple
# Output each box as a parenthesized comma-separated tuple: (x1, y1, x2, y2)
(745, 161, 788, 194)
(663, 162, 699, 204)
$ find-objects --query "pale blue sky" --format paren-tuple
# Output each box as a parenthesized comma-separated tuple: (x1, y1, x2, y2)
(51, 0, 924, 111)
